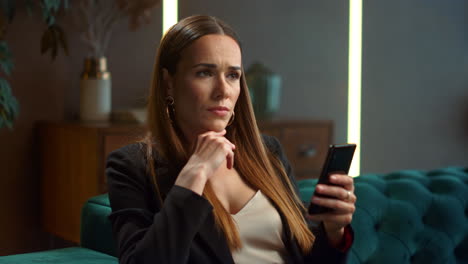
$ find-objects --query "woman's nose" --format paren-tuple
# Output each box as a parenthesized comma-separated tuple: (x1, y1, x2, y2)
(213, 75, 230, 100)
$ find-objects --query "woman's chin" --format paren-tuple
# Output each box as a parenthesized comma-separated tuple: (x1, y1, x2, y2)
(203, 121, 228, 132)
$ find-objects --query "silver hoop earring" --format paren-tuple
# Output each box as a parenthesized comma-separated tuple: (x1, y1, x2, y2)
(227, 111, 235, 126)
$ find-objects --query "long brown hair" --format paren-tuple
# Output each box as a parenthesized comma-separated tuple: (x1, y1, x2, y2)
(144, 15, 314, 253)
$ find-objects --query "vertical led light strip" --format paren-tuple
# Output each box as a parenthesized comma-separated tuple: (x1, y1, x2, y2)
(347, 0, 362, 177)
(163, 0, 178, 34)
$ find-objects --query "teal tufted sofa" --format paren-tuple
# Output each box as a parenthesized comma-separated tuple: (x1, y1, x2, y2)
(1, 167, 467, 263)
(299, 167, 468, 264)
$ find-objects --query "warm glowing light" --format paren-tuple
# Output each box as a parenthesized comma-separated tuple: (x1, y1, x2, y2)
(163, 0, 178, 35)
(348, 0, 362, 177)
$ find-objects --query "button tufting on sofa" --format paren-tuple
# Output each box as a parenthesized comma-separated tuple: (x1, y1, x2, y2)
(298, 167, 468, 264)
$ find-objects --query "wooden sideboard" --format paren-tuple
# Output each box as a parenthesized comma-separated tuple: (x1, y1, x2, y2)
(37, 120, 332, 243)
(259, 120, 333, 180)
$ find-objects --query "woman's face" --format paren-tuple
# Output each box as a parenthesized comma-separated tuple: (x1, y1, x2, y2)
(165, 34, 242, 142)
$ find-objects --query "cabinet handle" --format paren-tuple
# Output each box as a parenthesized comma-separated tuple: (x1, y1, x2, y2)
(299, 144, 317, 158)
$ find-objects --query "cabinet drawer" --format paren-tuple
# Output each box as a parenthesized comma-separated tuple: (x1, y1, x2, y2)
(259, 126, 281, 140)
(281, 125, 331, 179)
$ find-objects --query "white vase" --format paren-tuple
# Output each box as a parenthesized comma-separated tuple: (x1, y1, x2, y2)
(79, 57, 112, 122)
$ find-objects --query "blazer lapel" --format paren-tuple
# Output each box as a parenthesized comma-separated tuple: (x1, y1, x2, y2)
(197, 212, 235, 264)
(154, 157, 234, 263)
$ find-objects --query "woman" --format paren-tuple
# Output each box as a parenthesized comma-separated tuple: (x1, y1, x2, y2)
(106, 15, 356, 264)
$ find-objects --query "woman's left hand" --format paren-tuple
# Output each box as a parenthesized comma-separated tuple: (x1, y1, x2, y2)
(306, 173, 356, 246)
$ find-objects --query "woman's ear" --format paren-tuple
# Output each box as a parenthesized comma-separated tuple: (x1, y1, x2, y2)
(162, 68, 174, 96)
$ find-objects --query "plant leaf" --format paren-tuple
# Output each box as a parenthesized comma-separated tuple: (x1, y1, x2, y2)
(53, 0, 61, 11)
(41, 0, 56, 26)
(0, 79, 19, 113)
(47, 15, 56, 26)
(0, 0, 16, 23)
(24, 0, 34, 16)
(0, 77, 19, 130)
(50, 26, 58, 60)
(43, 0, 60, 12)
(0, 111, 8, 129)
(40, 28, 52, 54)
(41, 25, 68, 60)
(0, 41, 13, 75)
(0, 13, 6, 39)
(54, 24, 68, 56)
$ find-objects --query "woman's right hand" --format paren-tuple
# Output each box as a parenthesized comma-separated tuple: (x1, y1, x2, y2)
(175, 129, 235, 195)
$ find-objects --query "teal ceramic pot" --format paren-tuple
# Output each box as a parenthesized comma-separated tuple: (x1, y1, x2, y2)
(245, 62, 281, 120)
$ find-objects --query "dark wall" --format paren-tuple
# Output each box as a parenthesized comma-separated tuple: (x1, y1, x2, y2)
(361, 0, 468, 173)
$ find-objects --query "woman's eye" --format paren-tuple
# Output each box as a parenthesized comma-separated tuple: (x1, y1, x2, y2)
(196, 70, 212, 77)
(227, 72, 240, 80)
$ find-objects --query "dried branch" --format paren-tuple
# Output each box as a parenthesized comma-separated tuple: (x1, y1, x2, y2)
(71, 0, 160, 57)
(72, 0, 124, 57)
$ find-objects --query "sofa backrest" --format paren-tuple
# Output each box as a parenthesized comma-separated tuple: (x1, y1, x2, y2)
(299, 167, 468, 264)
(80, 194, 117, 257)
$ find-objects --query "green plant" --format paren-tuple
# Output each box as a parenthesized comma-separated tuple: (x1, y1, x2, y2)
(0, 0, 70, 129)
(0, 41, 16, 129)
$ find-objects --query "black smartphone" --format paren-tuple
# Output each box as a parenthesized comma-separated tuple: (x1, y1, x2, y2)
(308, 144, 356, 215)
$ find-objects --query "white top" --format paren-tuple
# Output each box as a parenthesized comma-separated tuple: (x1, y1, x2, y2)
(231, 190, 286, 264)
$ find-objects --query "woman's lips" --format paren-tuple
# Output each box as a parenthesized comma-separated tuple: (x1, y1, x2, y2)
(208, 107, 230, 117)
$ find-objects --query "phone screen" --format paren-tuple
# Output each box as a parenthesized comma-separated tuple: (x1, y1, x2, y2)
(308, 144, 356, 215)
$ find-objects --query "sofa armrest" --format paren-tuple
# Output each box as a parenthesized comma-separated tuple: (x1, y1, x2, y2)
(80, 194, 117, 257)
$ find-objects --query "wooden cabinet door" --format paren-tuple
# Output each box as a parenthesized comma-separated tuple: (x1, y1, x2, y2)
(280, 124, 331, 180)
(39, 122, 145, 243)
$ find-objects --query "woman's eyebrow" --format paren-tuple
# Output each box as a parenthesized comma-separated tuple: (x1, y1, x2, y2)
(192, 63, 216, 68)
(192, 63, 241, 71)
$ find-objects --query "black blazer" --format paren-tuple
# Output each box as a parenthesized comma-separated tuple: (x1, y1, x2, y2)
(106, 135, 350, 264)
